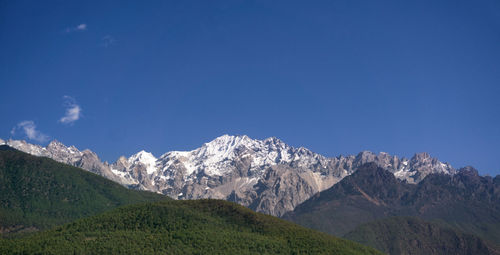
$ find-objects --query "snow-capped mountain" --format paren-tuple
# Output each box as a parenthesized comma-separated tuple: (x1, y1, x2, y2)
(0, 139, 123, 183)
(0, 135, 456, 216)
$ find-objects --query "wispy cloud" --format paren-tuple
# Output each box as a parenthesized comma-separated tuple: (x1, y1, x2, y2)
(59, 96, 82, 125)
(76, 24, 87, 30)
(65, 23, 87, 33)
(101, 35, 116, 47)
(11, 121, 50, 143)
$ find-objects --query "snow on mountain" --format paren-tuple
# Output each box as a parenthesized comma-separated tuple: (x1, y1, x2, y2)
(2, 135, 457, 216)
(129, 150, 157, 175)
(5, 139, 49, 157)
(157, 135, 322, 179)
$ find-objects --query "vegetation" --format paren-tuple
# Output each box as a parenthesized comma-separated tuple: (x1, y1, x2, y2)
(284, 163, 500, 244)
(344, 216, 497, 255)
(0, 145, 166, 234)
(0, 199, 382, 254)
(284, 163, 500, 254)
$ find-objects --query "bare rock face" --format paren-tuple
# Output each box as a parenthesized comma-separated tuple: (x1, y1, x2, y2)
(4, 135, 457, 216)
(144, 135, 355, 216)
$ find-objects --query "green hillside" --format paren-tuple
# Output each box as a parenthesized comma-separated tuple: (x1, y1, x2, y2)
(0, 199, 382, 254)
(0, 145, 166, 234)
(344, 216, 498, 255)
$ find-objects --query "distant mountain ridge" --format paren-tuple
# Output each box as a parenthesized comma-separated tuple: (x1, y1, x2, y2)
(283, 163, 500, 251)
(0, 135, 457, 216)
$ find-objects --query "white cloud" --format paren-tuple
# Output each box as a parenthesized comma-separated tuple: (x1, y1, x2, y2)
(11, 121, 50, 143)
(59, 96, 82, 125)
(101, 35, 116, 47)
(65, 23, 87, 33)
(76, 24, 87, 30)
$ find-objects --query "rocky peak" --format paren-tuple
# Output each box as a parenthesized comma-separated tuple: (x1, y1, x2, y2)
(263, 136, 287, 149)
(128, 150, 157, 175)
(204, 134, 253, 150)
(295, 147, 314, 155)
(47, 140, 65, 149)
(404, 152, 455, 183)
(114, 156, 129, 168)
(411, 152, 431, 162)
(458, 166, 479, 175)
(456, 166, 481, 184)
(46, 140, 83, 162)
(6, 139, 47, 157)
(354, 151, 377, 165)
(349, 162, 398, 185)
(129, 150, 156, 163)
(81, 149, 99, 159)
(117, 155, 128, 162)
(196, 135, 253, 160)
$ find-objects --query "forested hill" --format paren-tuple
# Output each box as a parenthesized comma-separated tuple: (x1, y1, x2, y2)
(0, 145, 166, 234)
(0, 199, 382, 254)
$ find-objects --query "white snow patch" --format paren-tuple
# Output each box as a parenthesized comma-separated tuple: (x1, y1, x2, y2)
(159, 175, 171, 181)
(394, 169, 411, 180)
(129, 150, 158, 174)
(110, 167, 126, 177)
(110, 167, 138, 185)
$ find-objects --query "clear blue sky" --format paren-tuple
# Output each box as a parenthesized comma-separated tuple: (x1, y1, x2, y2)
(1, 0, 499, 175)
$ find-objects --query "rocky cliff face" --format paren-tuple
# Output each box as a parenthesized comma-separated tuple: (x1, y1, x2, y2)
(1, 135, 456, 216)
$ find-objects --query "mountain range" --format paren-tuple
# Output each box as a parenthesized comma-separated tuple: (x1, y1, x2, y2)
(1, 135, 498, 254)
(0, 135, 457, 216)
(0, 146, 381, 254)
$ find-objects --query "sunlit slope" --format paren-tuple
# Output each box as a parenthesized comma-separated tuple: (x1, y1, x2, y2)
(1, 199, 382, 254)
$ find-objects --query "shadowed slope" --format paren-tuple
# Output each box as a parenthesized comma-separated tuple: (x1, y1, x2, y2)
(345, 216, 498, 255)
(284, 163, 500, 247)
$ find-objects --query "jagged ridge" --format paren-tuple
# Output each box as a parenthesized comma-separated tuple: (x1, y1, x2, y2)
(0, 135, 456, 216)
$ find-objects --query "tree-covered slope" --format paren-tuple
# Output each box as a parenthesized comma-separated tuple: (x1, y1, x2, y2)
(0, 145, 166, 234)
(0, 199, 382, 254)
(344, 216, 498, 255)
(283, 163, 413, 236)
(283, 163, 500, 247)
